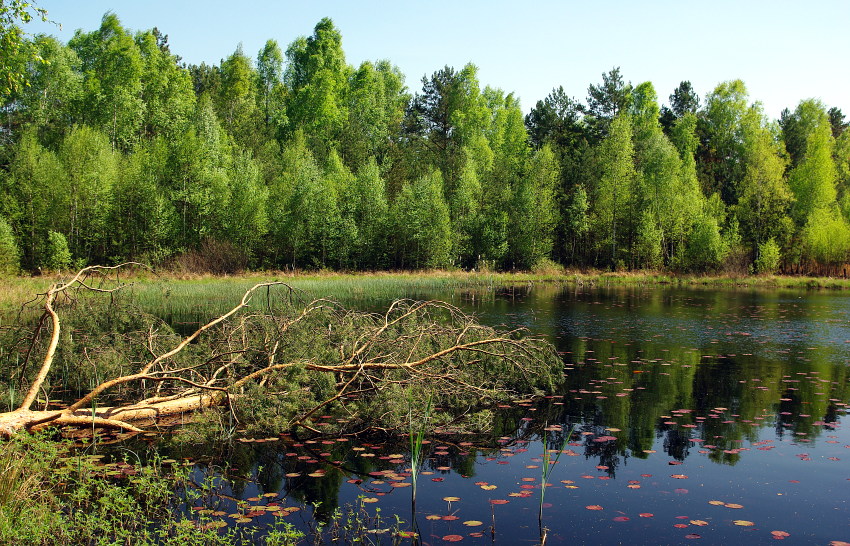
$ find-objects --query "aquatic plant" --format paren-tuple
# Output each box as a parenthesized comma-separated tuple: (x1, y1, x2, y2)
(539, 423, 576, 544)
(408, 391, 432, 504)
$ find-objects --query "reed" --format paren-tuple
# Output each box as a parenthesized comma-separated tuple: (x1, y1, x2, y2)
(538, 423, 576, 544)
(408, 391, 432, 504)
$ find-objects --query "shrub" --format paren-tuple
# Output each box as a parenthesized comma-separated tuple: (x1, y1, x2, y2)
(755, 238, 781, 275)
(169, 238, 248, 275)
(683, 214, 726, 272)
(531, 258, 564, 275)
(42, 231, 72, 272)
(0, 217, 19, 276)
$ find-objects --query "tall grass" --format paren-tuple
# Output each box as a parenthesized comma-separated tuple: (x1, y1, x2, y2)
(0, 441, 43, 516)
(408, 391, 432, 505)
(4, 269, 849, 322)
(538, 423, 576, 544)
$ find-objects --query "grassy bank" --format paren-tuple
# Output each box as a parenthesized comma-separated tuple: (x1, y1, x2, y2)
(3, 268, 849, 317)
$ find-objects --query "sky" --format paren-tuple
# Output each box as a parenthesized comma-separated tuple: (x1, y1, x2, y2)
(22, 0, 850, 120)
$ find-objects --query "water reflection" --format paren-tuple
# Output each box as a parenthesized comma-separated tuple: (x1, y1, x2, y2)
(137, 284, 850, 542)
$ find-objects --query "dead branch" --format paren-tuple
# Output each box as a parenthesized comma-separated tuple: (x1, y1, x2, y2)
(0, 264, 559, 438)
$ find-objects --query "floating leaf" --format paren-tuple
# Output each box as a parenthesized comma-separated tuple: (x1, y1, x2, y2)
(671, 474, 688, 479)
(442, 535, 464, 542)
(426, 515, 442, 521)
(489, 499, 509, 505)
(725, 503, 744, 509)
(708, 500, 725, 506)
(690, 520, 708, 526)
(639, 513, 654, 518)
(443, 496, 460, 502)
(586, 505, 603, 511)
(771, 531, 790, 539)
(733, 520, 754, 527)
(362, 498, 379, 503)
(463, 520, 483, 527)
(613, 516, 629, 522)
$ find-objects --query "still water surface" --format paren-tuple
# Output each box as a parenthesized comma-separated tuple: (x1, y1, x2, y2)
(166, 284, 850, 544)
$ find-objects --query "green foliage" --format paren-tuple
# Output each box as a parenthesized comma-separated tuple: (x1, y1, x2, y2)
(592, 113, 636, 268)
(802, 207, 850, 269)
(0, 216, 19, 275)
(584, 67, 633, 142)
(284, 18, 350, 158)
(508, 144, 558, 269)
(135, 28, 195, 141)
(755, 238, 781, 274)
(57, 125, 117, 263)
(735, 107, 793, 257)
(684, 214, 726, 272)
(69, 13, 145, 150)
(347, 157, 389, 268)
(787, 100, 838, 227)
(701, 80, 749, 203)
(42, 230, 71, 271)
(0, 0, 49, 97)
(0, 13, 847, 277)
(112, 137, 176, 261)
(525, 86, 583, 150)
(391, 171, 453, 269)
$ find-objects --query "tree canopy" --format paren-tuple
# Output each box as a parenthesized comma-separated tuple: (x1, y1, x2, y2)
(1, 13, 848, 276)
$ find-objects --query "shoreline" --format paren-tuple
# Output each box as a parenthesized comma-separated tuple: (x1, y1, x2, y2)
(3, 268, 849, 312)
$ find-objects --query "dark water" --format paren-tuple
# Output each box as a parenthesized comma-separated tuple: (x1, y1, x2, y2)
(163, 285, 850, 544)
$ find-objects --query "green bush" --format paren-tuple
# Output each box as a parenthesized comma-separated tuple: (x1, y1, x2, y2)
(755, 238, 781, 274)
(42, 231, 72, 272)
(0, 217, 20, 276)
(683, 214, 726, 272)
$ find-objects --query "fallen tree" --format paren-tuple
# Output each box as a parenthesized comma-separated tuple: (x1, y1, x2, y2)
(0, 265, 561, 437)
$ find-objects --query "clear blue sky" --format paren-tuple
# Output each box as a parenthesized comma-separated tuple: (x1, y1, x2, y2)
(24, 0, 850, 120)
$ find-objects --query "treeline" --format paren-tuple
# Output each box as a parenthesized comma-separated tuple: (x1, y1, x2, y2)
(1, 14, 849, 275)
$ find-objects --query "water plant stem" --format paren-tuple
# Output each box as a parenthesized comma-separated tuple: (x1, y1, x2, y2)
(539, 423, 576, 540)
(408, 391, 432, 505)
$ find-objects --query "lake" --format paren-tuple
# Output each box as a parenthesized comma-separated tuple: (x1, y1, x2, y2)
(150, 283, 850, 544)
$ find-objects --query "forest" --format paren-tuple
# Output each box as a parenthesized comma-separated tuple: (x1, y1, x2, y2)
(1, 13, 850, 276)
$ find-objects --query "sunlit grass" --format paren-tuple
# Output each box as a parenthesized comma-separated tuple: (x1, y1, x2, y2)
(3, 269, 850, 324)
